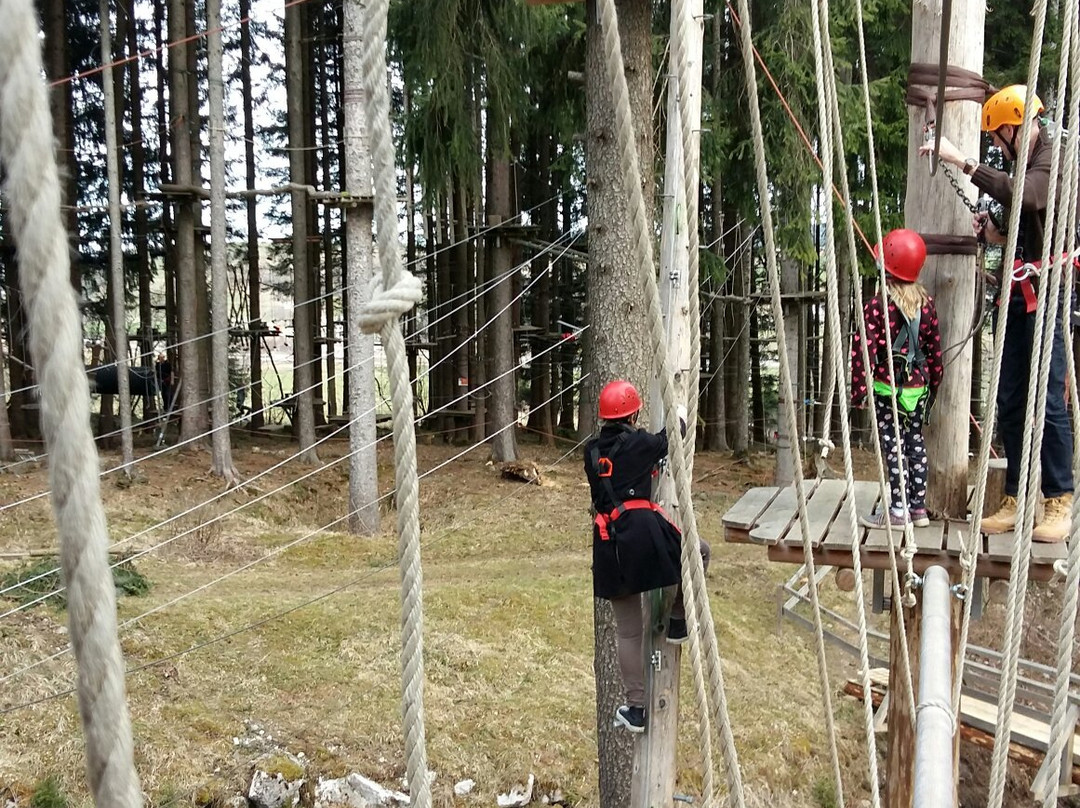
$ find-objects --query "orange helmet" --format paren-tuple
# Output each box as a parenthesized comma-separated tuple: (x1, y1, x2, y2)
(598, 380, 642, 420)
(875, 229, 926, 283)
(982, 85, 1045, 132)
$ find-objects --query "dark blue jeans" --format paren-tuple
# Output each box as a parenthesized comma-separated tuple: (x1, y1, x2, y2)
(997, 295, 1074, 498)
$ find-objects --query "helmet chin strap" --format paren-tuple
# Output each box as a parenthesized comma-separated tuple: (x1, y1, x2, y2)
(1005, 126, 1020, 162)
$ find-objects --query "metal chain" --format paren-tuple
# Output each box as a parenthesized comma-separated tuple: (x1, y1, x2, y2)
(942, 162, 980, 214)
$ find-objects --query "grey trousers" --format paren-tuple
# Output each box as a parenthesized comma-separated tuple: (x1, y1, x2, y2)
(609, 539, 711, 707)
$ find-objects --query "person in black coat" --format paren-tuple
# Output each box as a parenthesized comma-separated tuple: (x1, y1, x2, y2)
(584, 380, 709, 734)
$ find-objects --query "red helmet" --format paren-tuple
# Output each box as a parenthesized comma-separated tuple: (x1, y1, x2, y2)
(875, 229, 926, 283)
(598, 380, 642, 420)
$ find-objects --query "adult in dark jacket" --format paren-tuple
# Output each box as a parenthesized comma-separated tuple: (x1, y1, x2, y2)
(584, 380, 708, 734)
(921, 84, 1078, 542)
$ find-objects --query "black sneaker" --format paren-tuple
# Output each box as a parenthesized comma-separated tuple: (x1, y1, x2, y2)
(666, 617, 689, 645)
(614, 705, 646, 733)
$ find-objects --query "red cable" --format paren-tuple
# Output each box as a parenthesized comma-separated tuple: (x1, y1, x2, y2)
(726, 0, 873, 256)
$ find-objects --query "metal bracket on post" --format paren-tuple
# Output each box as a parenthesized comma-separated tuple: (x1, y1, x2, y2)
(651, 650, 662, 673)
(872, 568, 889, 614)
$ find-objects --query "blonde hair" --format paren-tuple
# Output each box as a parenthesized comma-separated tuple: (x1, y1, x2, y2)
(885, 279, 929, 319)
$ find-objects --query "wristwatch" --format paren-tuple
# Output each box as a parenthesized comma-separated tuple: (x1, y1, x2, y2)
(963, 157, 979, 176)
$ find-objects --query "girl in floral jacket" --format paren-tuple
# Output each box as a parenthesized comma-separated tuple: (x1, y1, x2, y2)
(851, 229, 944, 528)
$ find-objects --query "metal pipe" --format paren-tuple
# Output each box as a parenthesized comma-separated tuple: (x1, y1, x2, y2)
(914, 565, 957, 806)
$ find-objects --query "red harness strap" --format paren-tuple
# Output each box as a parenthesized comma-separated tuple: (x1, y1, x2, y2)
(1011, 256, 1080, 314)
(593, 498, 681, 541)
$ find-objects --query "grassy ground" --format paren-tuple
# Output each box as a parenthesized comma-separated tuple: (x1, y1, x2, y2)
(0, 434, 1054, 806)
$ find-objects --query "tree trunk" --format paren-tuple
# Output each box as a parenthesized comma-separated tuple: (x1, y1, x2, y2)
(343, 0, 379, 533)
(126, 0, 153, 420)
(0, 335, 12, 462)
(207, 0, 239, 485)
(169, 0, 205, 443)
(527, 135, 555, 442)
(451, 183, 471, 441)
(239, 0, 264, 428)
(775, 253, 802, 484)
(487, 155, 518, 462)
(319, 30, 338, 420)
(585, 0, 654, 803)
(100, 0, 134, 470)
(285, 0, 319, 463)
(732, 218, 751, 454)
(42, 0, 79, 292)
(558, 185, 578, 432)
(750, 302, 765, 445)
(907, 1, 984, 518)
(704, 164, 728, 451)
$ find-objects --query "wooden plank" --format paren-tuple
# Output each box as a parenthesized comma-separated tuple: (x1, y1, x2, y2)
(748, 480, 820, 544)
(963, 693, 1080, 764)
(985, 533, 1015, 563)
(778, 478, 847, 548)
(947, 519, 983, 557)
(824, 480, 880, 549)
(1031, 539, 1069, 567)
(721, 486, 780, 531)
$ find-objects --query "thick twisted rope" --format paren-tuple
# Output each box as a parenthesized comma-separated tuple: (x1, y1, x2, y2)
(811, 0, 892, 801)
(1039, 7, 1080, 803)
(729, 0, 851, 801)
(595, 0, 746, 803)
(0, 0, 142, 804)
(983, 9, 1058, 806)
(359, 3, 430, 806)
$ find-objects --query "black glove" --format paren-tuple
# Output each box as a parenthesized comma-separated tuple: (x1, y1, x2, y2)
(921, 391, 937, 425)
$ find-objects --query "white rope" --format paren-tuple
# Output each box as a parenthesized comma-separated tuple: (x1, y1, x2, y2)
(1039, 7, 1080, 803)
(595, 0, 746, 803)
(811, 0, 892, 800)
(989, 1, 1062, 803)
(359, 3, 430, 805)
(0, 0, 142, 804)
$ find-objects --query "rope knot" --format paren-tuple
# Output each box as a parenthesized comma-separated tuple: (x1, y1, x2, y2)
(358, 271, 423, 334)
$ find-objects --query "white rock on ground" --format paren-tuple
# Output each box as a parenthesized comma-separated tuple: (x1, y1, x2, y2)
(453, 779, 475, 797)
(497, 774, 535, 808)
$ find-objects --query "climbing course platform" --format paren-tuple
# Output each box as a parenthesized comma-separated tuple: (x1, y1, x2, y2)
(722, 479, 1071, 581)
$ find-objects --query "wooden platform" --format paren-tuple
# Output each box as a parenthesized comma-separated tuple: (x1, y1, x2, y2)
(722, 479, 1070, 582)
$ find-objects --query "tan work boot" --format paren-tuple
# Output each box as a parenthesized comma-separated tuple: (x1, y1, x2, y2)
(1032, 493, 1073, 543)
(981, 495, 1018, 534)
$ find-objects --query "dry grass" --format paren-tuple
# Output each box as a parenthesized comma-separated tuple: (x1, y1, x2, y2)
(0, 435, 989, 807)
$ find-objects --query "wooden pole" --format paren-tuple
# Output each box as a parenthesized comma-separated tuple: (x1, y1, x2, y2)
(886, 587, 921, 808)
(636, 0, 702, 800)
(906, 0, 985, 518)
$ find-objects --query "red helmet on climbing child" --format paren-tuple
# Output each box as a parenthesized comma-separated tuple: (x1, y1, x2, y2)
(598, 380, 642, 420)
(874, 229, 926, 283)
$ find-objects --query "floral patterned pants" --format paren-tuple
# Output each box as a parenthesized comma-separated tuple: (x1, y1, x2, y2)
(874, 394, 927, 513)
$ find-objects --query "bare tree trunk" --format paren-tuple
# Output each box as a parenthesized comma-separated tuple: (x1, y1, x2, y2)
(775, 252, 802, 484)
(584, 0, 654, 803)
(238, 0, 263, 428)
(451, 183, 471, 441)
(42, 0, 79, 292)
(527, 135, 554, 442)
(207, 0, 239, 484)
(704, 172, 728, 451)
(169, 0, 205, 443)
(343, 0, 379, 532)
(319, 34, 338, 419)
(285, 0, 319, 463)
(100, 0, 134, 470)
(126, 0, 153, 419)
(487, 155, 518, 462)
(732, 219, 751, 454)
(0, 336, 12, 462)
